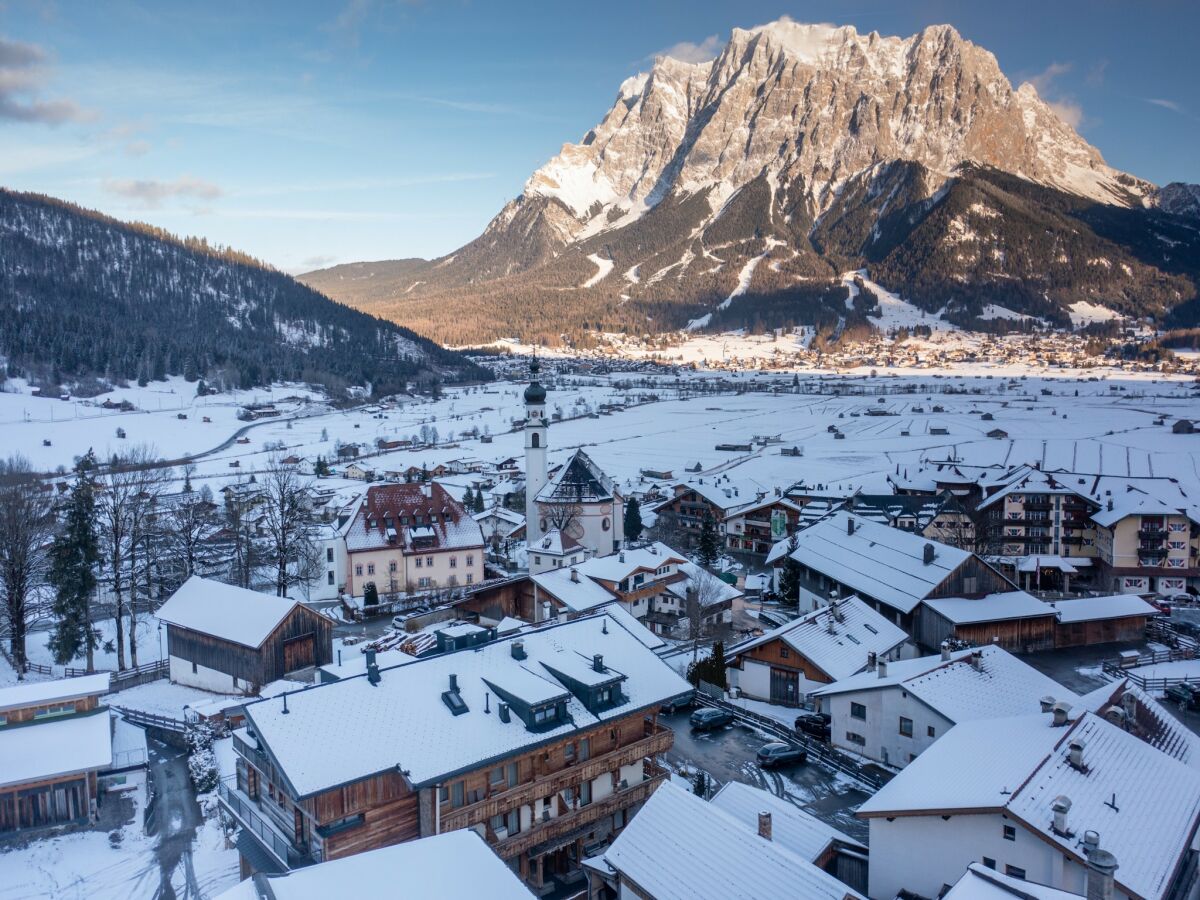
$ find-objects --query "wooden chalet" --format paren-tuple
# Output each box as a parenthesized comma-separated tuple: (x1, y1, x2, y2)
(156, 576, 334, 694)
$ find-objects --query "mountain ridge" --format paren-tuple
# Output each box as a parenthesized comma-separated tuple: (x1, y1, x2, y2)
(300, 19, 1200, 346)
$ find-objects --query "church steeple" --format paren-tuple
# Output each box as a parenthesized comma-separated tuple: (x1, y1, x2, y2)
(524, 355, 549, 545)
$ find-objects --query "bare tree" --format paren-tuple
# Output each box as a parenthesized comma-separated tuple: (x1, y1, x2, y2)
(542, 498, 582, 537)
(686, 566, 729, 665)
(163, 485, 219, 586)
(0, 457, 53, 677)
(260, 457, 319, 597)
(124, 461, 170, 668)
(223, 492, 260, 589)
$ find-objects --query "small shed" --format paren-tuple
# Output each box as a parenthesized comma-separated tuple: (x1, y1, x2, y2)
(1174, 419, 1196, 435)
(987, 428, 1009, 439)
(1051, 594, 1160, 647)
(156, 576, 334, 694)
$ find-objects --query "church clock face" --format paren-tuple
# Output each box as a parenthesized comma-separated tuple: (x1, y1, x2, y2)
(565, 520, 585, 541)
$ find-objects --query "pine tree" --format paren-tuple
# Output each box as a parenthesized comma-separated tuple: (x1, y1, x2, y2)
(697, 513, 719, 567)
(623, 497, 644, 544)
(777, 533, 801, 604)
(474, 489, 486, 514)
(462, 488, 475, 511)
(48, 450, 101, 670)
(692, 770, 707, 797)
(183, 356, 198, 382)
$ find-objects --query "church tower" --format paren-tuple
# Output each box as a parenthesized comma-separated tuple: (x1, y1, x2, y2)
(524, 357, 548, 544)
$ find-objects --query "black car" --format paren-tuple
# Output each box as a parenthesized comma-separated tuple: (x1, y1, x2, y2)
(756, 742, 808, 768)
(661, 691, 696, 714)
(689, 708, 734, 731)
(795, 712, 832, 740)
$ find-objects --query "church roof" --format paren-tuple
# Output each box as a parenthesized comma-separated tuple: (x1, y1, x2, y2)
(536, 450, 617, 504)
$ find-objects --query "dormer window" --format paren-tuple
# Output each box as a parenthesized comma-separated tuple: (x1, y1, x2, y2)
(533, 706, 557, 725)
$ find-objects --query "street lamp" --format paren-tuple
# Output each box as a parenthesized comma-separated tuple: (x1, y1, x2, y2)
(157, 622, 163, 664)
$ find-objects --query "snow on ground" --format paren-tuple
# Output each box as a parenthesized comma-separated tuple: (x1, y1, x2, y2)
(980, 304, 1039, 322)
(0, 772, 158, 900)
(27, 615, 165, 673)
(1069, 301, 1124, 328)
(726, 695, 800, 730)
(109, 680, 240, 719)
(581, 253, 614, 288)
(841, 270, 960, 335)
(1128, 659, 1200, 683)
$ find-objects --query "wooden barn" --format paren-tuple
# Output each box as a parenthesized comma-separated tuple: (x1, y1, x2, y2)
(156, 576, 334, 694)
(918, 591, 1058, 653)
(1051, 593, 1160, 647)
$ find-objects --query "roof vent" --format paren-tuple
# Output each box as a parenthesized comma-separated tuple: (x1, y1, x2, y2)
(941, 642, 953, 662)
(758, 810, 772, 841)
(619, 552, 625, 563)
(449, 673, 458, 694)
(366, 649, 380, 686)
(1103, 706, 1127, 728)
(867, 651, 877, 671)
(593, 654, 605, 673)
(877, 659, 888, 679)
(970, 649, 983, 670)
(511, 640, 526, 660)
(1121, 690, 1137, 720)
(498, 702, 510, 723)
(923, 543, 936, 565)
(1068, 739, 1087, 771)
(570, 568, 580, 583)
(1052, 701, 1072, 727)
(1051, 795, 1073, 836)
(1039, 695, 1056, 713)
(1084, 833, 1119, 900)
(847, 517, 855, 535)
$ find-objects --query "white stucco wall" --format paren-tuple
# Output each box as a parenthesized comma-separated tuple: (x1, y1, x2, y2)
(823, 686, 954, 768)
(170, 655, 243, 693)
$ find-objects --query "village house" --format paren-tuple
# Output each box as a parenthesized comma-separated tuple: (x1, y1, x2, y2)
(653, 478, 755, 547)
(1091, 489, 1199, 595)
(917, 590, 1060, 653)
(342, 482, 484, 598)
(857, 707, 1200, 900)
(222, 613, 688, 892)
(0, 674, 115, 833)
(473, 505, 526, 546)
(768, 512, 1015, 636)
(723, 494, 804, 556)
(527, 529, 592, 575)
(724, 595, 910, 707)
(978, 470, 1100, 560)
(533, 450, 623, 559)
(813, 645, 1075, 768)
(583, 780, 865, 900)
(156, 576, 335, 694)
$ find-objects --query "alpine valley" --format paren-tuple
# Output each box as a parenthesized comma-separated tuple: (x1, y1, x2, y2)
(301, 20, 1200, 348)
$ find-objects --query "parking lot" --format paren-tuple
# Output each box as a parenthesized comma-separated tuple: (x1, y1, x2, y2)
(660, 710, 871, 843)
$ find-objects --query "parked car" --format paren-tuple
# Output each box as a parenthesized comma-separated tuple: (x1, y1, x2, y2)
(795, 712, 832, 740)
(689, 707, 734, 731)
(1166, 683, 1200, 710)
(661, 691, 695, 714)
(756, 742, 808, 768)
(391, 615, 407, 630)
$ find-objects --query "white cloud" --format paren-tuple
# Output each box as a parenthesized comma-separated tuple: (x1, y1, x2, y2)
(0, 36, 94, 124)
(103, 175, 223, 207)
(1147, 97, 1182, 113)
(1024, 62, 1087, 130)
(655, 34, 723, 64)
(1048, 99, 1084, 129)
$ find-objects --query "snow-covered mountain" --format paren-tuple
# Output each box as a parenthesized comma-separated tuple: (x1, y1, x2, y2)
(302, 19, 1200, 345)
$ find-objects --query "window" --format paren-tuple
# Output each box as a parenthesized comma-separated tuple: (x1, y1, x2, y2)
(466, 554, 474, 567)
(982, 857, 996, 870)
(845, 731, 866, 745)
(327, 571, 335, 585)
(467, 787, 484, 804)
(439, 785, 448, 804)
(367, 563, 375, 575)
(192, 661, 198, 674)
(389, 560, 397, 573)
(466, 574, 473, 585)
(564, 743, 576, 762)
(489, 767, 505, 786)
(418, 577, 431, 588)
(1005, 866, 1026, 880)
(850, 702, 867, 720)
(579, 780, 592, 806)
(780, 646, 790, 659)
(34, 703, 75, 720)
(1003, 824, 1016, 841)
(415, 557, 423, 568)
(450, 556, 457, 568)
(531, 433, 540, 448)
(927, 725, 936, 738)
(451, 781, 464, 808)
(426, 556, 433, 567)
(602, 517, 610, 531)
(580, 738, 590, 761)
(899, 717, 913, 737)
(533, 706, 556, 725)
(506, 762, 519, 788)
(355, 564, 363, 576)
(326, 547, 334, 562)
(534, 556, 541, 565)
(448, 575, 457, 587)
(963, 576, 978, 594)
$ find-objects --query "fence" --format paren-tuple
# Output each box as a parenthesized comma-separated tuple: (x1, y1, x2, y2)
(110, 704, 187, 734)
(693, 694, 886, 791)
(1147, 619, 1200, 654)
(62, 659, 170, 691)
(1101, 625, 1199, 693)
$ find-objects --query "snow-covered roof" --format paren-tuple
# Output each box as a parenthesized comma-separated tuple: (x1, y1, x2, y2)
(574, 542, 687, 584)
(922, 590, 1054, 625)
(591, 601, 666, 651)
(784, 512, 976, 614)
(0, 672, 111, 713)
(242, 613, 690, 796)
(944, 863, 1081, 900)
(472, 506, 525, 527)
(531, 568, 616, 613)
(859, 711, 1200, 900)
(345, 482, 484, 555)
(215, 829, 532, 900)
(977, 469, 1096, 511)
(495, 616, 526, 635)
(665, 562, 743, 607)
(592, 780, 865, 900)
(815, 645, 1075, 726)
(727, 596, 907, 681)
(1015, 554, 1080, 573)
(156, 576, 308, 649)
(1091, 488, 1198, 528)
(1051, 593, 1159, 624)
(535, 449, 617, 504)
(0, 709, 113, 788)
(1078, 678, 1200, 770)
(709, 781, 865, 862)
(529, 528, 583, 556)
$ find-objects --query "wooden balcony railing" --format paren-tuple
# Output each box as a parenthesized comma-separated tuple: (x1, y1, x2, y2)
(439, 722, 672, 833)
(491, 762, 667, 859)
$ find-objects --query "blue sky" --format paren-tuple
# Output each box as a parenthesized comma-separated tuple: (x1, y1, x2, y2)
(2, 1, 1197, 273)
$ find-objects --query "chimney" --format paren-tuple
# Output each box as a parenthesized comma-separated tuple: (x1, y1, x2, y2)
(570, 567, 579, 583)
(511, 640, 526, 660)
(1040, 695, 1056, 714)
(449, 673, 459, 694)
(1051, 795, 1072, 835)
(619, 551, 626, 563)
(847, 517, 855, 536)
(1121, 690, 1137, 721)
(498, 702, 511, 723)
(540, 600, 551, 623)
(1069, 739, 1086, 770)
(877, 659, 888, 679)
(757, 810, 772, 841)
(593, 654, 605, 673)
(867, 651, 877, 671)
(970, 649, 983, 670)
(1052, 701, 1072, 727)
(923, 543, 936, 565)
(1084, 834, 1119, 900)
(366, 649, 380, 686)
(941, 641, 952, 662)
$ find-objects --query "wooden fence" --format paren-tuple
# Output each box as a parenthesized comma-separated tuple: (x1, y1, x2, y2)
(63, 658, 169, 691)
(110, 704, 187, 734)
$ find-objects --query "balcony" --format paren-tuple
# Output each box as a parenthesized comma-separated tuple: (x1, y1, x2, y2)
(1139, 528, 1167, 541)
(439, 722, 672, 833)
(217, 780, 313, 871)
(491, 761, 667, 860)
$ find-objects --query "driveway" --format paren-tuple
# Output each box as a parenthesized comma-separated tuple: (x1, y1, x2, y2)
(660, 710, 870, 843)
(146, 736, 203, 900)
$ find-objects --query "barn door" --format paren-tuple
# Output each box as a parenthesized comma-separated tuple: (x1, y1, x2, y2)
(770, 668, 800, 707)
(283, 633, 315, 672)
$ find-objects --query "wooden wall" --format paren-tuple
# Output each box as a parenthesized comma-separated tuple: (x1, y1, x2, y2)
(914, 606, 1056, 654)
(1055, 615, 1149, 648)
(928, 556, 1014, 599)
(3, 693, 99, 725)
(732, 639, 832, 684)
(313, 772, 420, 860)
